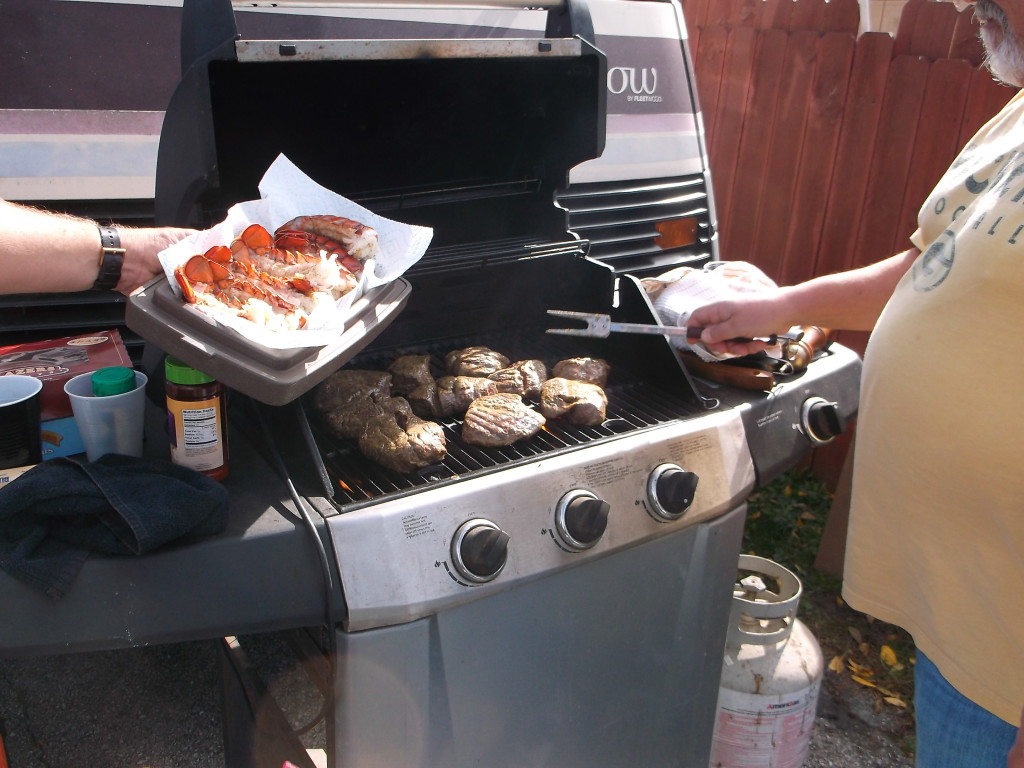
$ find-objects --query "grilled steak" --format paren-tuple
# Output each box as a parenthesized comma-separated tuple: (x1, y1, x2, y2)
(314, 369, 393, 439)
(539, 377, 608, 427)
(445, 346, 511, 377)
(388, 354, 434, 394)
(388, 354, 440, 419)
(358, 396, 447, 473)
(436, 375, 499, 418)
(488, 359, 549, 399)
(462, 393, 546, 447)
(551, 357, 610, 388)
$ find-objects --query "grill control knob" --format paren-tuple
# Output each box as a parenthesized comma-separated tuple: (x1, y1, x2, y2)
(647, 463, 699, 522)
(801, 397, 845, 446)
(451, 519, 510, 583)
(555, 490, 611, 551)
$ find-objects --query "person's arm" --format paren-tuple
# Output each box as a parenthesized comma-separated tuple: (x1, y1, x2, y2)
(0, 200, 196, 295)
(686, 248, 919, 357)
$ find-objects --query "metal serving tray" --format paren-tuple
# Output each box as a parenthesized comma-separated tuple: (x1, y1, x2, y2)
(125, 275, 410, 405)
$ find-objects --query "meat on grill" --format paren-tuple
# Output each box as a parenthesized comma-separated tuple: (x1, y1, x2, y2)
(388, 354, 440, 419)
(436, 375, 499, 418)
(488, 359, 549, 399)
(314, 369, 393, 439)
(462, 392, 546, 447)
(539, 377, 608, 427)
(551, 357, 610, 388)
(388, 354, 434, 394)
(445, 346, 511, 377)
(358, 396, 447, 473)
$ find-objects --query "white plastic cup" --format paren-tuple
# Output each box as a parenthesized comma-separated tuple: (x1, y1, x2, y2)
(64, 370, 149, 461)
(0, 374, 44, 469)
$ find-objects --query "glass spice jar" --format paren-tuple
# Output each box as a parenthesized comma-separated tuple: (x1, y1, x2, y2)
(164, 356, 229, 481)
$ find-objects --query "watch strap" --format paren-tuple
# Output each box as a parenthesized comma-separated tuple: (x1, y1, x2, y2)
(92, 225, 125, 292)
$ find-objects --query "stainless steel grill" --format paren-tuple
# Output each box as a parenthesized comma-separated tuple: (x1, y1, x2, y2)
(0, 3, 862, 768)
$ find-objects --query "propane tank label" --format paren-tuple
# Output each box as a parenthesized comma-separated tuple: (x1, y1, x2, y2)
(709, 683, 820, 768)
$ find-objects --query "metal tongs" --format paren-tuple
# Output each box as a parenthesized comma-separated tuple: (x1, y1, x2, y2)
(546, 310, 779, 345)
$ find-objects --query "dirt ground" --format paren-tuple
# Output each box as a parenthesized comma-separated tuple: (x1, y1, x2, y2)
(804, 588, 917, 767)
(0, 622, 916, 768)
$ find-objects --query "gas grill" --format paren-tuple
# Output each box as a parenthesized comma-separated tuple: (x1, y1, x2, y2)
(0, 1, 861, 767)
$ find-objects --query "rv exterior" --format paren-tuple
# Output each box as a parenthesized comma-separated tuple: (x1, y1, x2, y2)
(0, 0, 717, 343)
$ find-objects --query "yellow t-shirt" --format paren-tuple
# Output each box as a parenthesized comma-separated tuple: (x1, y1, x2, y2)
(843, 89, 1024, 725)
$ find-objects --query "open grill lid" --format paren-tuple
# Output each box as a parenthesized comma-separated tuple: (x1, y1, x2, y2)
(135, 0, 613, 405)
(155, 0, 607, 245)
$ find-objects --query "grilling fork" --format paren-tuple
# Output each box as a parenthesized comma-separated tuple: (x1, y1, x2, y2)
(545, 310, 779, 345)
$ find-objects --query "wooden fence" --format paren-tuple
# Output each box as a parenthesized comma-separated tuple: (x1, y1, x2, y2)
(678, 0, 1017, 487)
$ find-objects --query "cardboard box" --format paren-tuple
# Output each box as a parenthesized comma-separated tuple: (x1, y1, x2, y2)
(0, 330, 132, 459)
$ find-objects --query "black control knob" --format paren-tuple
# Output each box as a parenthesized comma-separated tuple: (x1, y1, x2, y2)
(452, 519, 510, 583)
(801, 397, 845, 446)
(556, 491, 610, 550)
(647, 463, 699, 521)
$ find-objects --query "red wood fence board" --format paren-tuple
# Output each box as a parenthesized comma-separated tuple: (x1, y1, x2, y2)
(853, 55, 930, 265)
(821, 0, 861, 34)
(897, 58, 973, 251)
(949, 7, 985, 63)
(959, 71, 1016, 147)
(680, 0, 708, 29)
(892, 0, 923, 57)
(906, 0, 960, 60)
(761, 0, 794, 32)
(815, 32, 894, 275)
(705, 27, 758, 232)
(721, 28, 788, 261)
(779, 31, 856, 286)
(750, 30, 820, 281)
(693, 25, 729, 142)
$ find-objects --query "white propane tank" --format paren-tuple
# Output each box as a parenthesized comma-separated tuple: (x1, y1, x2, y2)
(709, 555, 824, 768)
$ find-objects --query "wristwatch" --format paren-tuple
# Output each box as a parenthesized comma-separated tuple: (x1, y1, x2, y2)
(92, 225, 125, 292)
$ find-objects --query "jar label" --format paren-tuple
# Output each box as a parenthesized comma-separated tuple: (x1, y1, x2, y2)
(167, 396, 225, 472)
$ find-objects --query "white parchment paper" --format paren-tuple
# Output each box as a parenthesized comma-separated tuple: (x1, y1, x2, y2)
(642, 261, 779, 361)
(157, 154, 433, 350)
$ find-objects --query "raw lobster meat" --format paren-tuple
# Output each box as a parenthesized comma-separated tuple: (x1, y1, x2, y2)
(174, 217, 372, 331)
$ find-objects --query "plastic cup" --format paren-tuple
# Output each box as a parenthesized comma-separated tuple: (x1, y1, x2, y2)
(64, 370, 149, 461)
(0, 374, 43, 469)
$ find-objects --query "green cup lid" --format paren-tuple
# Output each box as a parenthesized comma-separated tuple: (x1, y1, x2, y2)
(165, 356, 214, 386)
(91, 366, 135, 397)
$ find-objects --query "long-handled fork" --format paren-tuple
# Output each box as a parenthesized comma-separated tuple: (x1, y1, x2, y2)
(545, 309, 779, 345)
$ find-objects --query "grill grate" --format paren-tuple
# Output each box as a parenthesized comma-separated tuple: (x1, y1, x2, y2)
(306, 335, 703, 513)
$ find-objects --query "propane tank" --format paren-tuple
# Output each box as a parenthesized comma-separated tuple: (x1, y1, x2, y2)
(709, 555, 824, 768)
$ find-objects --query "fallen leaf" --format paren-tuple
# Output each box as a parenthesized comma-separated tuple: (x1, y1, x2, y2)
(884, 696, 908, 708)
(799, 511, 817, 521)
(847, 660, 873, 677)
(828, 656, 845, 674)
(851, 674, 877, 689)
(848, 626, 862, 643)
(880, 645, 897, 667)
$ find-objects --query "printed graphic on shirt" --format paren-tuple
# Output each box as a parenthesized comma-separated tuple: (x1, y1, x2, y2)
(914, 146, 1024, 292)
(913, 230, 955, 292)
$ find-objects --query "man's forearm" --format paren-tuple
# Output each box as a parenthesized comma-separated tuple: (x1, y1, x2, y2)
(0, 200, 195, 295)
(0, 200, 103, 293)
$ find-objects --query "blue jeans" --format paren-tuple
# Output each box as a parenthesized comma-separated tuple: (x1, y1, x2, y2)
(915, 651, 1018, 767)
